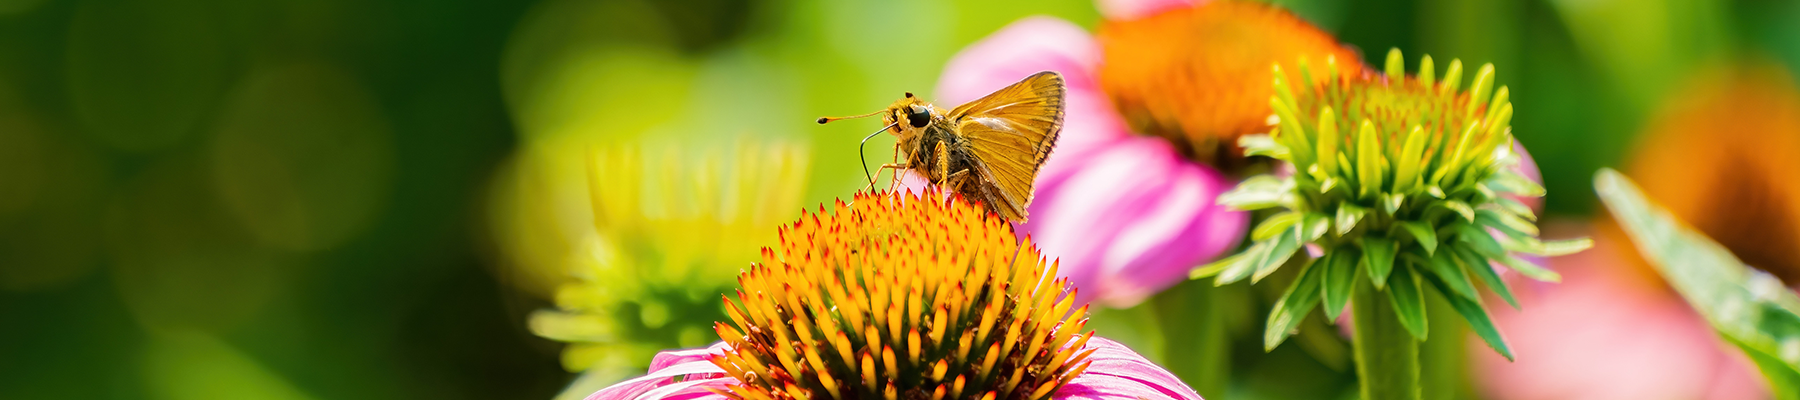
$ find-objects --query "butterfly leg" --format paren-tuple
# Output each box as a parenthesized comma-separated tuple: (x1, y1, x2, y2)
(934, 141, 950, 187)
(883, 142, 906, 192)
(945, 169, 970, 196)
(865, 162, 910, 193)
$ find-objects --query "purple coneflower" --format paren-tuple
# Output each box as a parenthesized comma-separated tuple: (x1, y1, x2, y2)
(585, 190, 1202, 400)
(927, 16, 1247, 308)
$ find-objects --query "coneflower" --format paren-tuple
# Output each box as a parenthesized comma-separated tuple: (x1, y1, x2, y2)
(1197, 49, 1590, 400)
(586, 190, 1201, 400)
(524, 140, 811, 376)
(1096, 0, 1362, 170)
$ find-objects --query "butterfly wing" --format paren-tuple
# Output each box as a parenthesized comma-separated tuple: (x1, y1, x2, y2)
(946, 71, 1066, 222)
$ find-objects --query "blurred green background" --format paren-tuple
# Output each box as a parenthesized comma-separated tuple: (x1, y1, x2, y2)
(0, 0, 1796, 399)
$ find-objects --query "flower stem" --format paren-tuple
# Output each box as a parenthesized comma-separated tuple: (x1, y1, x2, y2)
(1351, 273, 1420, 400)
(1420, 290, 1474, 399)
(1152, 279, 1230, 399)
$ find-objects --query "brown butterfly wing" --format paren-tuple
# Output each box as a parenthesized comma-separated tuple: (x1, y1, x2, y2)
(946, 71, 1066, 222)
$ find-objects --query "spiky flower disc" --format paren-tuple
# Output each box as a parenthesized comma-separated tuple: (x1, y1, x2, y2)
(711, 190, 1095, 400)
(1097, 0, 1362, 169)
(1197, 49, 1591, 359)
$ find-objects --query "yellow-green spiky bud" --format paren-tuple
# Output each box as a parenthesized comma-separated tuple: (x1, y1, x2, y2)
(1211, 48, 1591, 361)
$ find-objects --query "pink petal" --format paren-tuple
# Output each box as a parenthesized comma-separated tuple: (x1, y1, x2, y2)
(588, 339, 1202, 400)
(892, 169, 934, 199)
(1472, 231, 1767, 400)
(936, 15, 1246, 308)
(936, 16, 1128, 152)
(1096, 0, 1205, 21)
(630, 378, 735, 400)
(1055, 336, 1205, 400)
(586, 344, 737, 400)
(1507, 140, 1544, 213)
(1023, 136, 1245, 307)
(648, 342, 732, 371)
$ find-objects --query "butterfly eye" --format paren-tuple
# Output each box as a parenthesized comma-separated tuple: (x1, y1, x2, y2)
(907, 105, 931, 128)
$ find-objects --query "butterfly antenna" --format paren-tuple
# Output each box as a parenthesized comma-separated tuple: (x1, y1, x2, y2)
(859, 122, 899, 190)
(817, 110, 885, 124)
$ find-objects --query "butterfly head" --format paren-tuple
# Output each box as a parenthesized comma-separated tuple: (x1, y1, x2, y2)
(880, 93, 942, 137)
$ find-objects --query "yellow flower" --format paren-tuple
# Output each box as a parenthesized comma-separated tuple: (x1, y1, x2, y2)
(517, 139, 810, 372)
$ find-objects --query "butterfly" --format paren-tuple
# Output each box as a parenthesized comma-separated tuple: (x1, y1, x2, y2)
(819, 71, 1066, 223)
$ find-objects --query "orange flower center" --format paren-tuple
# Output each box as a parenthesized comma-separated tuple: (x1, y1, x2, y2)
(1097, 0, 1361, 171)
(709, 191, 1094, 400)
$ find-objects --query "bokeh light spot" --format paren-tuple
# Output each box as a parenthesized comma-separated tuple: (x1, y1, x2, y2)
(106, 158, 297, 331)
(0, 80, 109, 292)
(209, 62, 395, 252)
(65, 0, 228, 153)
(142, 330, 319, 400)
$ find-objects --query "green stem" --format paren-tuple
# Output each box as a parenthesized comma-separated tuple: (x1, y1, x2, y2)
(1152, 279, 1230, 399)
(1351, 274, 1419, 400)
(1420, 289, 1473, 399)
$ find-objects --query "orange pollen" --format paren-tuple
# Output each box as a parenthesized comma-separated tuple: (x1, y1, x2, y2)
(709, 190, 1094, 400)
(1097, 0, 1362, 169)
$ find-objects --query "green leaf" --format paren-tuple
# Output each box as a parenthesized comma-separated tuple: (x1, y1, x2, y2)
(1384, 47, 1405, 79)
(1387, 263, 1428, 340)
(1418, 55, 1436, 87)
(1192, 251, 1248, 279)
(1363, 236, 1397, 289)
(1265, 257, 1326, 351)
(1492, 197, 1538, 221)
(1477, 209, 1538, 238)
(1321, 249, 1358, 322)
(1271, 96, 1308, 158)
(1539, 238, 1593, 256)
(1485, 170, 1545, 197)
(1497, 255, 1561, 283)
(1443, 200, 1475, 222)
(1301, 213, 1332, 242)
(1393, 125, 1427, 193)
(1458, 224, 1506, 258)
(1335, 204, 1366, 236)
(1316, 107, 1340, 177)
(1356, 120, 1384, 196)
(1598, 168, 1800, 394)
(1425, 271, 1514, 361)
(1253, 212, 1302, 241)
(1211, 241, 1269, 285)
(1497, 234, 1593, 258)
(1251, 227, 1302, 283)
(1473, 184, 1498, 205)
(1466, 63, 1496, 120)
(1383, 193, 1406, 215)
(1454, 246, 1519, 309)
(1219, 176, 1288, 210)
(1424, 249, 1479, 301)
(1239, 134, 1289, 159)
(1398, 221, 1438, 255)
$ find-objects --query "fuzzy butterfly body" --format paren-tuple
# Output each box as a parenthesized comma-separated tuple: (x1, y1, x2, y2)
(825, 71, 1067, 222)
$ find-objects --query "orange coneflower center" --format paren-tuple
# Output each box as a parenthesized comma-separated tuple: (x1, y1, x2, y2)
(1097, 0, 1361, 171)
(710, 191, 1095, 400)
(1625, 62, 1800, 284)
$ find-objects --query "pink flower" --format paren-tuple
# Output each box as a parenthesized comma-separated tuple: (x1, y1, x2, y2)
(586, 337, 1203, 400)
(1471, 227, 1767, 400)
(1097, 0, 1204, 21)
(929, 17, 1247, 308)
(1508, 141, 1544, 213)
